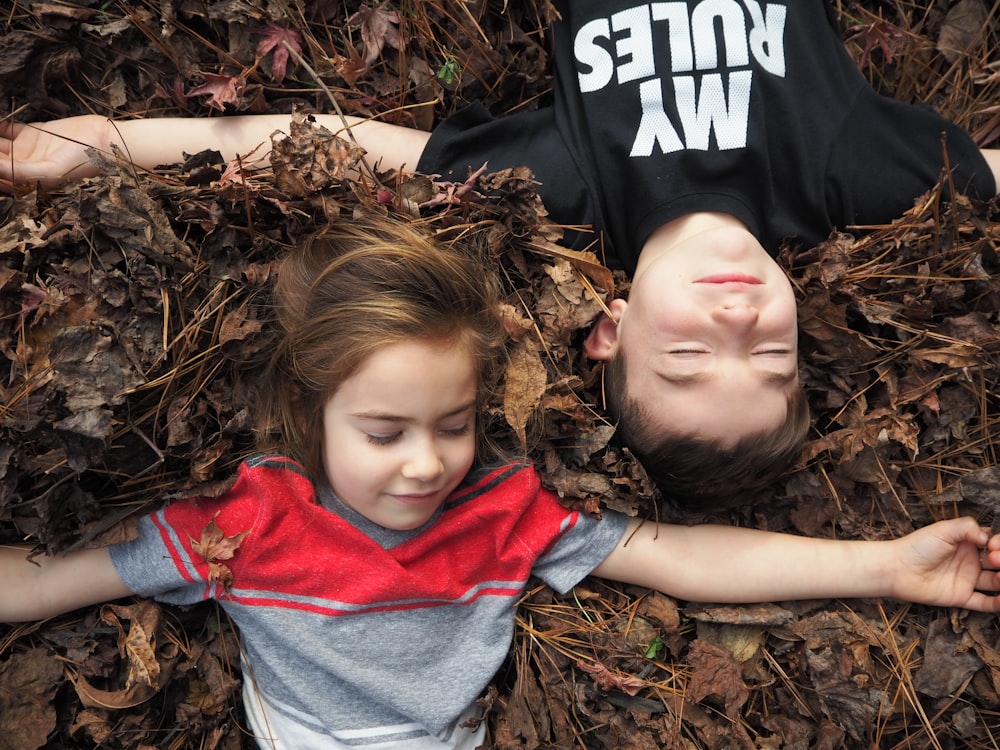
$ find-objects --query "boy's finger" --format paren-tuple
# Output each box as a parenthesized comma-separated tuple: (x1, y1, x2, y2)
(977, 569, 1000, 591)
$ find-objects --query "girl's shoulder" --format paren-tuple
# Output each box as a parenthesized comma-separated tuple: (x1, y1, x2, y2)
(164, 454, 317, 531)
(458, 459, 537, 492)
(231, 454, 315, 497)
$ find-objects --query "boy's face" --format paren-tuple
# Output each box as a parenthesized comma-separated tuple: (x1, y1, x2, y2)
(586, 222, 799, 444)
(321, 338, 478, 531)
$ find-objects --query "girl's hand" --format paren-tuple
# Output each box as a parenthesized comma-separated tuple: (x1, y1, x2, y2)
(0, 115, 112, 191)
(892, 517, 1000, 611)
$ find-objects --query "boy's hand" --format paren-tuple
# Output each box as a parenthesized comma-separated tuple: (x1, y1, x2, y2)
(0, 115, 111, 191)
(891, 517, 1000, 611)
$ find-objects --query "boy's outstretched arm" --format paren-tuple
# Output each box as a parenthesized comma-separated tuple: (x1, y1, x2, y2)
(0, 545, 133, 622)
(0, 114, 431, 192)
(979, 148, 1000, 194)
(592, 517, 1000, 612)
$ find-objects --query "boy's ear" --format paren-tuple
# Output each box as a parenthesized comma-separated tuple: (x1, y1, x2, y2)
(584, 299, 626, 361)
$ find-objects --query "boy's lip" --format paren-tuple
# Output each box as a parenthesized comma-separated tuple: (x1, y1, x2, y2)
(695, 274, 763, 284)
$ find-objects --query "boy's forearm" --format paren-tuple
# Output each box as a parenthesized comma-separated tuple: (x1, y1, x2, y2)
(109, 115, 293, 171)
(979, 148, 1000, 195)
(110, 114, 430, 176)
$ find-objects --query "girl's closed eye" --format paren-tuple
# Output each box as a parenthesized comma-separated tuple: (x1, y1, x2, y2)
(366, 432, 402, 446)
(441, 422, 472, 438)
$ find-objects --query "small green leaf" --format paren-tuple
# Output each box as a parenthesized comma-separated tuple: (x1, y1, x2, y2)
(644, 636, 664, 660)
(437, 58, 461, 85)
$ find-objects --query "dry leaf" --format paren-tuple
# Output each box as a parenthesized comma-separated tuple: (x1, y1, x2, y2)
(190, 512, 250, 591)
(503, 338, 548, 450)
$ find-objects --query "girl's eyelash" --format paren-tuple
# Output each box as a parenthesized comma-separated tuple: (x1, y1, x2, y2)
(366, 423, 471, 446)
(754, 349, 789, 355)
(366, 433, 401, 446)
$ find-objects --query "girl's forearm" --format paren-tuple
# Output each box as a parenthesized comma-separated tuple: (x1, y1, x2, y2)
(0, 545, 132, 622)
(595, 521, 894, 604)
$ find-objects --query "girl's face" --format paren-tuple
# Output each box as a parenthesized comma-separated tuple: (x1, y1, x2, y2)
(321, 337, 479, 530)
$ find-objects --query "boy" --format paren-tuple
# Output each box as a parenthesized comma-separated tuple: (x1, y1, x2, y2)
(3, 0, 999, 502)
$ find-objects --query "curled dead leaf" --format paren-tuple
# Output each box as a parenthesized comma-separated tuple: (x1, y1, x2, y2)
(503, 338, 548, 450)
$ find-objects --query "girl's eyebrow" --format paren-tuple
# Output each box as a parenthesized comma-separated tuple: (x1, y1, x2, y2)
(351, 402, 477, 421)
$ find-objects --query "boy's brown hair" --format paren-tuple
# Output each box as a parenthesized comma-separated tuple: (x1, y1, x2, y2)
(603, 349, 810, 508)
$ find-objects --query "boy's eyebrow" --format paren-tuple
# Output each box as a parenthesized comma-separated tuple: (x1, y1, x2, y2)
(351, 402, 478, 421)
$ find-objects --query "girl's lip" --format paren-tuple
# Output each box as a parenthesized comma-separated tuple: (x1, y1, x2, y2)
(695, 274, 763, 284)
(390, 491, 440, 504)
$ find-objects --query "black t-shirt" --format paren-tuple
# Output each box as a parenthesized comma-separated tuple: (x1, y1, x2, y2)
(417, 0, 994, 272)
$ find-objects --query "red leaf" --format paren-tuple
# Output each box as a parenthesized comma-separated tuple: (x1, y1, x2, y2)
(256, 22, 302, 84)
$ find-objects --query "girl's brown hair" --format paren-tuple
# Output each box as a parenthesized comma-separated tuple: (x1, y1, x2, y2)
(253, 214, 507, 479)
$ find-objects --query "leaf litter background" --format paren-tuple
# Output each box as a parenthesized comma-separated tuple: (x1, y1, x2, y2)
(4, 0, 1000, 748)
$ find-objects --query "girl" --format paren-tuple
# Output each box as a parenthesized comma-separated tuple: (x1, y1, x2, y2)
(3, 214, 1000, 750)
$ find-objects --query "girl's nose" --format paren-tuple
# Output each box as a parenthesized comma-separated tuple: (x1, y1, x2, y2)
(401, 439, 445, 482)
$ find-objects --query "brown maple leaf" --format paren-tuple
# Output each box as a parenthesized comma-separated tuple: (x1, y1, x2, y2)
(256, 22, 303, 84)
(190, 513, 250, 592)
(846, 19, 905, 65)
(575, 658, 648, 696)
(347, 5, 402, 67)
(187, 72, 247, 111)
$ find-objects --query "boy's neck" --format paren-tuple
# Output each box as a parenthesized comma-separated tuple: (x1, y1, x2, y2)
(640, 212, 747, 258)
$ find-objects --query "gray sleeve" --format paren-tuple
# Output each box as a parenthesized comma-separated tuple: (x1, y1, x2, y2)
(108, 513, 212, 606)
(531, 510, 629, 594)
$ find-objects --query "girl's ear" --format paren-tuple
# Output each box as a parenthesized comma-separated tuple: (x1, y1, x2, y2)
(583, 299, 626, 361)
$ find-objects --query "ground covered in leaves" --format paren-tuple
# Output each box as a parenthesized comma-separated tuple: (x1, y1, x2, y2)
(4, 0, 1000, 748)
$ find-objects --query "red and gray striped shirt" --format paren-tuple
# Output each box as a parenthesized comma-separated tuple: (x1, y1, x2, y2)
(109, 455, 628, 749)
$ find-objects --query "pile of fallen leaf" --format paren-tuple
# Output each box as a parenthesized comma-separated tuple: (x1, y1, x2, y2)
(4, 1, 1000, 748)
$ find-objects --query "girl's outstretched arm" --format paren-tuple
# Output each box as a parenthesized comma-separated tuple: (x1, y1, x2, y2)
(0, 545, 133, 622)
(592, 516, 1000, 612)
(0, 113, 431, 192)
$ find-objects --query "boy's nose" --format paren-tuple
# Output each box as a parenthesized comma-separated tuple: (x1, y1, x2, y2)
(711, 304, 758, 330)
(401, 440, 445, 482)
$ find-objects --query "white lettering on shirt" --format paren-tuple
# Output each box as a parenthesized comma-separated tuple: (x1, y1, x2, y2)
(573, 0, 787, 155)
